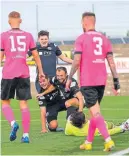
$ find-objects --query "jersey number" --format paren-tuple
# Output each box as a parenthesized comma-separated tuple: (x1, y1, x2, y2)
(9, 36, 26, 52)
(93, 37, 103, 55)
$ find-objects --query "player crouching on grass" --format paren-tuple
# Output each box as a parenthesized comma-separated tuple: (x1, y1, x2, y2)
(36, 68, 84, 133)
(65, 112, 129, 137)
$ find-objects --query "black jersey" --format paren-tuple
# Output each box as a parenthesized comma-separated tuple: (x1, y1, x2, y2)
(50, 76, 80, 100)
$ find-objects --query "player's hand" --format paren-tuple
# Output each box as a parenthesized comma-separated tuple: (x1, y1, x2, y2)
(78, 109, 83, 113)
(40, 129, 48, 133)
(36, 93, 43, 99)
(38, 72, 45, 82)
(112, 88, 121, 96)
(113, 78, 120, 95)
(65, 79, 72, 91)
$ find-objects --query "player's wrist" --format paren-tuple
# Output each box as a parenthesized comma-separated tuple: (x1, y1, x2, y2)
(113, 78, 119, 82)
(113, 78, 120, 90)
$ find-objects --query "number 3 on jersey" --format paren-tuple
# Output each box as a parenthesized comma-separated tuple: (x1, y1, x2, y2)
(93, 37, 103, 55)
(9, 36, 26, 52)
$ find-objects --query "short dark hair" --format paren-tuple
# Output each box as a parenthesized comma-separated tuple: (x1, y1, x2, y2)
(39, 74, 49, 83)
(44, 74, 49, 80)
(56, 67, 67, 74)
(82, 12, 95, 19)
(70, 112, 86, 128)
(38, 30, 49, 38)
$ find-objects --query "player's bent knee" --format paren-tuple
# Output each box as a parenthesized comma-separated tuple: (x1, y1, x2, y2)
(20, 100, 28, 109)
(48, 127, 57, 132)
(49, 120, 58, 130)
(65, 101, 71, 108)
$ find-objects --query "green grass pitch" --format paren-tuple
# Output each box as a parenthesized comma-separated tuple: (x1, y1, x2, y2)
(1, 96, 129, 155)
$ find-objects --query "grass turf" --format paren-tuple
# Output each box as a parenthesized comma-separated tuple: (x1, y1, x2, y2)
(1, 96, 129, 155)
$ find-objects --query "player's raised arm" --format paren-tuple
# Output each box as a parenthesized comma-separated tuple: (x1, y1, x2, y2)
(58, 54, 73, 64)
(106, 39, 120, 94)
(37, 84, 56, 98)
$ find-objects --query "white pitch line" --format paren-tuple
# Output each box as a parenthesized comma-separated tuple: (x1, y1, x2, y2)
(109, 148, 129, 155)
(1, 118, 128, 122)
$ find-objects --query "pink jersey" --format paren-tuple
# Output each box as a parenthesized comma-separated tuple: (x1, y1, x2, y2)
(74, 31, 112, 86)
(0, 29, 36, 79)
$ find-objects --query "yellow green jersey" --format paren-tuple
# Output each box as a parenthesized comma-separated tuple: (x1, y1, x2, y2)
(65, 119, 123, 136)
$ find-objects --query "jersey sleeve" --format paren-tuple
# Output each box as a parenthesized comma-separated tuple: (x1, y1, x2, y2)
(54, 44, 62, 56)
(29, 33, 37, 51)
(74, 35, 83, 55)
(0, 33, 5, 51)
(38, 96, 47, 107)
(50, 77, 57, 87)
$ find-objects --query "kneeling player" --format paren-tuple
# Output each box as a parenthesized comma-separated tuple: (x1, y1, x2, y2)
(65, 112, 129, 136)
(37, 74, 84, 133)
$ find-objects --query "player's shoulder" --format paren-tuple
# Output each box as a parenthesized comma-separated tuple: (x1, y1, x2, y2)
(21, 30, 33, 37)
(49, 42, 58, 48)
(75, 33, 85, 42)
(51, 76, 57, 83)
(90, 31, 108, 39)
(0, 31, 9, 37)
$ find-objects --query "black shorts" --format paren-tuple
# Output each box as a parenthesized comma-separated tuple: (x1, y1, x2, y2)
(46, 101, 67, 123)
(81, 85, 105, 108)
(1, 78, 32, 100)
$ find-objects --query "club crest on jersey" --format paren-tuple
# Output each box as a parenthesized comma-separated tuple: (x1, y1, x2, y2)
(48, 47, 52, 50)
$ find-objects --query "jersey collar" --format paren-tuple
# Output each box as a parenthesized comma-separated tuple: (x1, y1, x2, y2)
(11, 28, 20, 30)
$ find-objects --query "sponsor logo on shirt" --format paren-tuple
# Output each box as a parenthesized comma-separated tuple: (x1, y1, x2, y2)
(44, 51, 52, 56)
(92, 59, 105, 63)
(39, 52, 42, 55)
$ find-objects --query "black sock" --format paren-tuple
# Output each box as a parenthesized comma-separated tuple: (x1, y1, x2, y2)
(66, 106, 77, 119)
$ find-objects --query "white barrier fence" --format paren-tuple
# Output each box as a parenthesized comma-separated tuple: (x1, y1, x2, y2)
(0, 58, 129, 82)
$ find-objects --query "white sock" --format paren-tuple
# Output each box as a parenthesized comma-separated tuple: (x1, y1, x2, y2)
(119, 124, 124, 130)
(23, 133, 29, 138)
(85, 140, 92, 144)
(105, 137, 111, 143)
(11, 120, 15, 127)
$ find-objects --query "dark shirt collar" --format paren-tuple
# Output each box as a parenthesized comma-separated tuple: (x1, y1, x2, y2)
(11, 28, 20, 30)
(88, 29, 96, 32)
